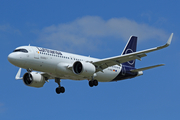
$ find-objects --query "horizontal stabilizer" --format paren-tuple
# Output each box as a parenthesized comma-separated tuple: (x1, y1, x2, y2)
(131, 64, 165, 72)
(15, 68, 23, 80)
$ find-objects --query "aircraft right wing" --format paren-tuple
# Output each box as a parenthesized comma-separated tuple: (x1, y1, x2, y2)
(93, 33, 173, 72)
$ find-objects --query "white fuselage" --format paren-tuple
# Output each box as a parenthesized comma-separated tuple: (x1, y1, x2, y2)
(7, 34, 173, 94)
(8, 46, 121, 82)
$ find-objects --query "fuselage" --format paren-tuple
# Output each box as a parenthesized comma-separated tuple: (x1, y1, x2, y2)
(7, 34, 173, 94)
(8, 33, 173, 94)
(8, 46, 139, 82)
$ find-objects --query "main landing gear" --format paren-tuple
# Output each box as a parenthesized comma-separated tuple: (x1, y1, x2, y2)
(89, 80, 98, 87)
(55, 78, 65, 94)
(54, 78, 98, 94)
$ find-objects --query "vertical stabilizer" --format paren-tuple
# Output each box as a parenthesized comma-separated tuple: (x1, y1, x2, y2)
(121, 36, 137, 67)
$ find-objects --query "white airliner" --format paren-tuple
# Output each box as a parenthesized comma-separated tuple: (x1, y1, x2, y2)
(8, 33, 173, 94)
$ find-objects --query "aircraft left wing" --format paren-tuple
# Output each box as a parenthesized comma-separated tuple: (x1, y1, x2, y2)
(40, 72, 54, 80)
(15, 68, 53, 81)
(93, 33, 173, 72)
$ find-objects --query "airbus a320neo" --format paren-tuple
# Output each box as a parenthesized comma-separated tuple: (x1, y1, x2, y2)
(8, 33, 173, 94)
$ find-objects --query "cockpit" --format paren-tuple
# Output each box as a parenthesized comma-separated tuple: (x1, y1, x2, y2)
(13, 49, 28, 53)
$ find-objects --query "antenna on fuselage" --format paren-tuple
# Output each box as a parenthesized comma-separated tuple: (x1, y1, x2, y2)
(28, 44, 31, 46)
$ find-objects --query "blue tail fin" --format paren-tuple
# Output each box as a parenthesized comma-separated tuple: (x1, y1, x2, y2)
(121, 36, 137, 68)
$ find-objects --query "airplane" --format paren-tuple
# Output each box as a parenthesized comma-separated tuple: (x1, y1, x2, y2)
(8, 33, 173, 94)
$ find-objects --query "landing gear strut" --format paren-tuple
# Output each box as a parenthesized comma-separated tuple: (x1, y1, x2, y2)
(89, 80, 98, 87)
(55, 78, 65, 94)
(26, 68, 33, 72)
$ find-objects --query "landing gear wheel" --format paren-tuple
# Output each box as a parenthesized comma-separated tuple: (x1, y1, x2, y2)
(89, 80, 98, 87)
(60, 86, 65, 93)
(56, 87, 65, 94)
(89, 81, 94, 87)
(55, 78, 65, 94)
(93, 80, 98, 86)
(56, 87, 61, 94)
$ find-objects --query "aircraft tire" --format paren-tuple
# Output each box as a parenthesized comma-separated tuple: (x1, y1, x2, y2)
(56, 87, 65, 94)
(56, 87, 61, 94)
(89, 81, 94, 87)
(60, 86, 65, 93)
(93, 80, 98, 86)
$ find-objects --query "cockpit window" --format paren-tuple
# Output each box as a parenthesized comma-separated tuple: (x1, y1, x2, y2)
(13, 49, 28, 53)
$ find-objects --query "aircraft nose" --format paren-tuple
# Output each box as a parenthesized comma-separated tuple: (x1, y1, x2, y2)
(8, 53, 17, 64)
(8, 52, 25, 67)
(8, 53, 13, 63)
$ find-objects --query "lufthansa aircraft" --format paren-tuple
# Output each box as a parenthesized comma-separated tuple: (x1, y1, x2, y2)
(8, 33, 173, 94)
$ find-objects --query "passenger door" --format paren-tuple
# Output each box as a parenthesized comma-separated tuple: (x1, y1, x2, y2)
(32, 47, 39, 59)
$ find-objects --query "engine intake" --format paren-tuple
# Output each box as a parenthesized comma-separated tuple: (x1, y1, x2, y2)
(23, 72, 45, 88)
(73, 61, 96, 77)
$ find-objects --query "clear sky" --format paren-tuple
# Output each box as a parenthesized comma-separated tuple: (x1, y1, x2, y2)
(1, 0, 180, 120)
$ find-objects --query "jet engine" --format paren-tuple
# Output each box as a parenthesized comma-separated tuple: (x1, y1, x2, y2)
(23, 72, 45, 88)
(72, 61, 96, 77)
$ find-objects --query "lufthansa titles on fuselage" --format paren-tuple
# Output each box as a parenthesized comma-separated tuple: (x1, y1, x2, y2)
(37, 47, 62, 56)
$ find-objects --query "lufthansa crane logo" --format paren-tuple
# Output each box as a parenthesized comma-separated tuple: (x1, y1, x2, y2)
(125, 49, 135, 65)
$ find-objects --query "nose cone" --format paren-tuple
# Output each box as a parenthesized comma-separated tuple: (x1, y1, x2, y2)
(8, 53, 16, 64)
(8, 53, 20, 66)
(8, 52, 26, 68)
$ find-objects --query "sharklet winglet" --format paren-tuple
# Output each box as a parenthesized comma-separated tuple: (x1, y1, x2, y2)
(15, 68, 23, 80)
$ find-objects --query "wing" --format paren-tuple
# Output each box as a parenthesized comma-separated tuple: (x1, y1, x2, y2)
(93, 33, 173, 72)
(40, 72, 55, 80)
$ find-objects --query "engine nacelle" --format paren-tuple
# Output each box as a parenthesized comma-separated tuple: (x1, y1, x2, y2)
(23, 72, 45, 88)
(73, 61, 96, 77)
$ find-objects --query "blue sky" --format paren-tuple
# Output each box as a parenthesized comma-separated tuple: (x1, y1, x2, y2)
(1, 0, 180, 120)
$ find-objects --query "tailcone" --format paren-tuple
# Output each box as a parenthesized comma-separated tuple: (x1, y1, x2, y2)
(137, 71, 143, 76)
